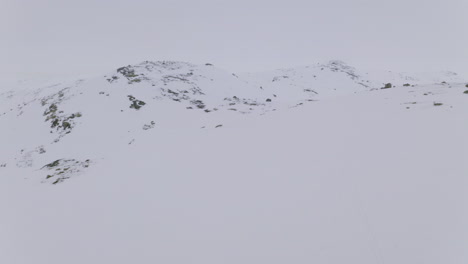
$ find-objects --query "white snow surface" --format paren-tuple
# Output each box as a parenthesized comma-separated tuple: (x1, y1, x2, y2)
(1, 60, 467, 264)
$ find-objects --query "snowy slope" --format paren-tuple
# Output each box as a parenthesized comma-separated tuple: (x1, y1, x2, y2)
(240, 60, 372, 100)
(0, 60, 382, 184)
(1, 61, 467, 264)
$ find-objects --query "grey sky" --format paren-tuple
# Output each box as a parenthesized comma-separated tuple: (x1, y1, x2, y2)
(1, 0, 467, 76)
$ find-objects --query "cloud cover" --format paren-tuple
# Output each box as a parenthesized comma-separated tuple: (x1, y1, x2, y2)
(1, 0, 467, 76)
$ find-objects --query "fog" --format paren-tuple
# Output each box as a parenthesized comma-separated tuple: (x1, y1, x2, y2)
(1, 0, 467, 76)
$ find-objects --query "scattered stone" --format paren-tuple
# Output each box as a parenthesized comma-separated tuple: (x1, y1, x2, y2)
(143, 121, 156, 130)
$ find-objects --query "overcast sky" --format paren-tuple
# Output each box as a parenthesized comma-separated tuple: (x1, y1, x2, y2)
(1, 0, 467, 76)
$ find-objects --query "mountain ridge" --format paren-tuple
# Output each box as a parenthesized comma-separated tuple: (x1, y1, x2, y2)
(0, 59, 466, 184)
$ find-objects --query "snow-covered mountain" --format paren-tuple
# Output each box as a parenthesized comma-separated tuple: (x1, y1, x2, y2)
(1, 60, 467, 264)
(0, 60, 381, 184)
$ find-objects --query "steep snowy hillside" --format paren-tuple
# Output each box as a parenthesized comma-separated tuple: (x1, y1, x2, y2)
(1, 61, 467, 264)
(0, 60, 386, 184)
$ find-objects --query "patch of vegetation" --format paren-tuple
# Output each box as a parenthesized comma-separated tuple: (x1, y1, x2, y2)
(44, 104, 58, 116)
(62, 121, 71, 130)
(44, 159, 61, 168)
(433, 102, 443, 106)
(44, 108, 82, 131)
(403, 83, 411, 87)
(117, 66, 138, 78)
(117, 66, 144, 84)
(464, 90, 468, 94)
(129, 78, 141, 84)
(190, 100, 206, 109)
(42, 91, 82, 142)
(41, 159, 92, 184)
(382, 83, 392, 89)
(128, 95, 146, 110)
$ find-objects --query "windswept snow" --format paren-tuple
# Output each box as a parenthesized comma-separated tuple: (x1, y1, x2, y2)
(1, 60, 467, 264)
